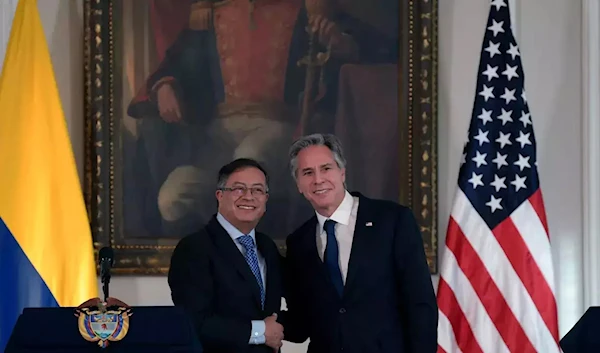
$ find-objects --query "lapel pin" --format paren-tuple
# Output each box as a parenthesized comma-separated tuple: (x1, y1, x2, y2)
(366, 222, 373, 227)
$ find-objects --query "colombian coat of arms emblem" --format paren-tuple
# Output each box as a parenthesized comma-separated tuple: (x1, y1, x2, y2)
(76, 298, 132, 348)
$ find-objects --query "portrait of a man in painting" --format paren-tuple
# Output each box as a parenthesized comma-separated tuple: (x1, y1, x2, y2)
(84, 0, 437, 274)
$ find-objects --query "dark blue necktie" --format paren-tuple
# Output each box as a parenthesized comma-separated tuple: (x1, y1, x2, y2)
(323, 219, 344, 297)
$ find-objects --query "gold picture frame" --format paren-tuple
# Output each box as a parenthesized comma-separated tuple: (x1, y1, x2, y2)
(84, 0, 438, 274)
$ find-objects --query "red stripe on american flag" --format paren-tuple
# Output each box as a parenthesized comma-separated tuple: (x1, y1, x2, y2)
(445, 218, 537, 353)
(437, 346, 448, 353)
(527, 189, 549, 236)
(437, 277, 483, 353)
(494, 204, 559, 342)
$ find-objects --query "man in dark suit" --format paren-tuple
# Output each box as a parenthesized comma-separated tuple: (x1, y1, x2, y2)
(168, 158, 285, 352)
(282, 133, 438, 352)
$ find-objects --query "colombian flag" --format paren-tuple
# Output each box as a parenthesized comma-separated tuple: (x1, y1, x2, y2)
(0, 0, 98, 350)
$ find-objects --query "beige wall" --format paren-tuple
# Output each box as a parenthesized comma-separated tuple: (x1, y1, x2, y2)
(0, 0, 586, 351)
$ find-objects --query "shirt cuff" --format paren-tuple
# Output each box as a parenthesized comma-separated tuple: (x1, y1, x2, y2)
(249, 320, 266, 344)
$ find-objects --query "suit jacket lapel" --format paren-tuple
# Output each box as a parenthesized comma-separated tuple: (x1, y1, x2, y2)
(300, 217, 340, 297)
(256, 234, 278, 312)
(344, 194, 376, 293)
(207, 218, 263, 310)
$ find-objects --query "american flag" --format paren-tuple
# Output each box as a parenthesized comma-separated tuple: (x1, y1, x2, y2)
(436, 1, 561, 352)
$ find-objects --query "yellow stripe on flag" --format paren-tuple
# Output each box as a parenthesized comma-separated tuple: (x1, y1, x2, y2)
(0, 0, 98, 307)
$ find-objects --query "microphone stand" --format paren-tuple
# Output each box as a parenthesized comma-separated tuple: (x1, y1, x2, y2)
(101, 259, 111, 303)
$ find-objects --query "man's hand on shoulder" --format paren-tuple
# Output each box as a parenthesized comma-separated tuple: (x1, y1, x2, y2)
(264, 313, 284, 351)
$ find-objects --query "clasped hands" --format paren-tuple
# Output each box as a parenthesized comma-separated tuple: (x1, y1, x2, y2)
(264, 313, 284, 351)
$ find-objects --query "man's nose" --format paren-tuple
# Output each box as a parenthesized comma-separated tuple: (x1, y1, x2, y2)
(313, 171, 324, 184)
(241, 188, 257, 199)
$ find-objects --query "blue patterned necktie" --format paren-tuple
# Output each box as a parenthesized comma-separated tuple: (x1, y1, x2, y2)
(237, 235, 265, 308)
(323, 219, 344, 297)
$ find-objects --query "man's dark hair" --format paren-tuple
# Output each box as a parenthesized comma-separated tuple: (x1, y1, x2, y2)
(216, 158, 269, 191)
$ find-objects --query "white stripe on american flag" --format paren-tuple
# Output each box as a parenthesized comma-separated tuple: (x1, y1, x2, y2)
(438, 240, 509, 353)
(510, 197, 556, 293)
(437, 278, 484, 353)
(504, 191, 559, 339)
(438, 311, 464, 353)
(449, 189, 560, 353)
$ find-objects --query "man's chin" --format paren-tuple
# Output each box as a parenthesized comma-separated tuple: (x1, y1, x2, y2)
(234, 211, 261, 222)
(309, 199, 333, 212)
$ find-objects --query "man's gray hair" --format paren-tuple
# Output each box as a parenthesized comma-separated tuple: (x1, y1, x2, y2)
(288, 133, 347, 179)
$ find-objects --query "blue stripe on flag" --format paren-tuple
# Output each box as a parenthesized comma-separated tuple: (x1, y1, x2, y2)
(0, 217, 59, 352)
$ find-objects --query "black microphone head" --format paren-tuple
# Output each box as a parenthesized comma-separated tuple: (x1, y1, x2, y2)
(99, 247, 114, 266)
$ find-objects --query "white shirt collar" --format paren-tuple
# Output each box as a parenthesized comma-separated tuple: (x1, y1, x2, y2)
(315, 190, 354, 233)
(216, 212, 256, 242)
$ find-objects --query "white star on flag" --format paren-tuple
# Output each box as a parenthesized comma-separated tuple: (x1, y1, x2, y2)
(497, 108, 513, 125)
(484, 41, 501, 57)
(482, 65, 499, 81)
(479, 85, 495, 101)
(488, 19, 505, 36)
(478, 108, 493, 125)
(502, 64, 519, 81)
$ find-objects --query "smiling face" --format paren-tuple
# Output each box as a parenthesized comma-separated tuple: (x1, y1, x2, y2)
(216, 166, 269, 234)
(294, 145, 346, 217)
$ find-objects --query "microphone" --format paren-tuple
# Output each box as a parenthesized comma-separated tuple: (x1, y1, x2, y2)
(98, 247, 114, 302)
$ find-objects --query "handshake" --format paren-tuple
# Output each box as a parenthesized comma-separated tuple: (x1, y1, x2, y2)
(264, 313, 284, 351)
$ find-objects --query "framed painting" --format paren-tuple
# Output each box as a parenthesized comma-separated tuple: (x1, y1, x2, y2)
(84, 0, 438, 275)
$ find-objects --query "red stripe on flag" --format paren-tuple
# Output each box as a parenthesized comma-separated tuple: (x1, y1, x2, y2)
(528, 189, 549, 236)
(445, 218, 537, 353)
(437, 277, 484, 353)
(437, 345, 448, 353)
(493, 214, 559, 342)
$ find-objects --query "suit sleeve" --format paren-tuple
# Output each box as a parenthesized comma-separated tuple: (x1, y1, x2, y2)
(278, 241, 310, 343)
(167, 236, 251, 350)
(394, 208, 438, 352)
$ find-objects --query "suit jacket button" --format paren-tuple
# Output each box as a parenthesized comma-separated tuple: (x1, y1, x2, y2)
(339, 308, 346, 314)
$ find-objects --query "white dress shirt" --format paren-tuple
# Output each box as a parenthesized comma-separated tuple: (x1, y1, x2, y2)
(216, 213, 266, 345)
(314, 190, 359, 284)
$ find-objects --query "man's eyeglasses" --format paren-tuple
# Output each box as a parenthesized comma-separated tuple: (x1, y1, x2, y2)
(219, 185, 268, 197)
